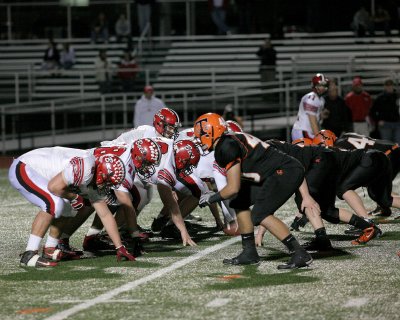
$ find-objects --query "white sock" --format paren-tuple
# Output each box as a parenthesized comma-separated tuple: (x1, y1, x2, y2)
(26, 234, 43, 251)
(86, 227, 102, 237)
(45, 235, 59, 248)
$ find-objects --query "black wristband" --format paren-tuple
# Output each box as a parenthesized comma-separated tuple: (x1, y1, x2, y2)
(209, 192, 224, 204)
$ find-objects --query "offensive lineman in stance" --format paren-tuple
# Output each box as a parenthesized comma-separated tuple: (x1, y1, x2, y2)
(194, 113, 318, 269)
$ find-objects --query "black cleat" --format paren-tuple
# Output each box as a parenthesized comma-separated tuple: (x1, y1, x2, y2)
(344, 225, 362, 236)
(160, 223, 198, 240)
(223, 250, 260, 265)
(151, 216, 169, 232)
(277, 250, 313, 270)
(368, 206, 392, 217)
(302, 237, 333, 252)
(290, 215, 309, 231)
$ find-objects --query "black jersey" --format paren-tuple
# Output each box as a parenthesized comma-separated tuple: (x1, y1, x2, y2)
(334, 132, 396, 153)
(331, 148, 364, 183)
(214, 133, 301, 183)
(267, 139, 333, 171)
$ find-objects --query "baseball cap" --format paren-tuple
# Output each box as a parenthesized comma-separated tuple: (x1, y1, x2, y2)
(144, 85, 154, 93)
(352, 77, 363, 86)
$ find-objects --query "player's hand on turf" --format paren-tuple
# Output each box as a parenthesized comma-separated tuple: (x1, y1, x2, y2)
(199, 191, 215, 208)
(116, 245, 136, 261)
(70, 194, 84, 210)
(255, 226, 267, 247)
(181, 232, 197, 247)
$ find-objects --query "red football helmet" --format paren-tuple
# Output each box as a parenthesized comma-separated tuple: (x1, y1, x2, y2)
(193, 113, 227, 152)
(311, 73, 329, 95)
(131, 138, 161, 179)
(153, 107, 181, 139)
(226, 120, 243, 133)
(174, 140, 201, 177)
(313, 129, 337, 146)
(95, 154, 126, 191)
(292, 138, 313, 147)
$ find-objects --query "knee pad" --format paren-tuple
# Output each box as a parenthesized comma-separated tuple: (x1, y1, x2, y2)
(321, 207, 340, 224)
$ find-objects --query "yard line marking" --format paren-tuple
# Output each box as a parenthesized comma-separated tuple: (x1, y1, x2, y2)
(206, 298, 231, 307)
(1, 201, 30, 208)
(344, 298, 369, 307)
(44, 236, 241, 320)
(53, 299, 140, 304)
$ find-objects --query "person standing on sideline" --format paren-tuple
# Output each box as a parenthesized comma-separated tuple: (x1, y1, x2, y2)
(370, 79, 400, 144)
(291, 73, 329, 141)
(344, 76, 372, 137)
(136, 0, 154, 35)
(133, 85, 166, 127)
(256, 38, 277, 84)
(208, 0, 231, 35)
(321, 78, 353, 137)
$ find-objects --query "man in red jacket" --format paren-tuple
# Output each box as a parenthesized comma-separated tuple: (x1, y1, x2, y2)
(344, 77, 372, 136)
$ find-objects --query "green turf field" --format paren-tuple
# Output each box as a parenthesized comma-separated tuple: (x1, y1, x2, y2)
(0, 169, 399, 320)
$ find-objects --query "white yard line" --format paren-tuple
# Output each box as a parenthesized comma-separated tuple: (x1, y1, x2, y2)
(1, 201, 30, 208)
(53, 299, 141, 304)
(205, 298, 232, 307)
(344, 298, 369, 307)
(44, 236, 241, 320)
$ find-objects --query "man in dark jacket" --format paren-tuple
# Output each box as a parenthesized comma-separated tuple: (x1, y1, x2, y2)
(370, 79, 400, 144)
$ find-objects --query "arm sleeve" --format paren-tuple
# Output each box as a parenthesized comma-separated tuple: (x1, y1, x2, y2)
(215, 136, 243, 171)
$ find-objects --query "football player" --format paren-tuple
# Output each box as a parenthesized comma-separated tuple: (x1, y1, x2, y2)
(8, 147, 135, 267)
(194, 113, 318, 269)
(291, 73, 329, 140)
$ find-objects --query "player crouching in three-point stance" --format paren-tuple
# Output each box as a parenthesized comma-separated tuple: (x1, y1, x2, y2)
(194, 113, 318, 269)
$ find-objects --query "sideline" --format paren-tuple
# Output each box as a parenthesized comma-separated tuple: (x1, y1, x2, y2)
(44, 236, 241, 320)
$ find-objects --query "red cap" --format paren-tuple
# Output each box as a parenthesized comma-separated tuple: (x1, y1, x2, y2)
(144, 85, 154, 93)
(352, 77, 363, 86)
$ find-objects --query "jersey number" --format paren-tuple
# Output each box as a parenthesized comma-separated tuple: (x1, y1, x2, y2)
(94, 146, 126, 157)
(347, 137, 375, 149)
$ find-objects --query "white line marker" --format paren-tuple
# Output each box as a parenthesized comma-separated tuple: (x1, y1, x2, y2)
(1, 201, 30, 208)
(44, 236, 241, 320)
(53, 299, 140, 304)
(344, 298, 369, 307)
(206, 298, 231, 308)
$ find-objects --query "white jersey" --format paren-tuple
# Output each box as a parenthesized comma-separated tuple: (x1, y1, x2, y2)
(292, 91, 325, 137)
(175, 128, 196, 142)
(101, 125, 159, 147)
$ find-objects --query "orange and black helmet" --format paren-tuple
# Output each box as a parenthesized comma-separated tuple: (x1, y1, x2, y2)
(193, 113, 227, 152)
(292, 137, 313, 147)
(313, 129, 337, 146)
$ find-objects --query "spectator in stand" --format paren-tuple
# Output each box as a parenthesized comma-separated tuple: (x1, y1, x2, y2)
(344, 76, 372, 136)
(60, 43, 75, 70)
(222, 104, 243, 127)
(136, 0, 154, 35)
(95, 49, 114, 94)
(370, 79, 400, 144)
(372, 5, 391, 36)
(91, 13, 109, 43)
(118, 51, 139, 93)
(208, 0, 231, 35)
(133, 85, 166, 127)
(42, 39, 60, 71)
(115, 13, 132, 49)
(351, 6, 374, 37)
(321, 78, 353, 137)
(256, 38, 277, 84)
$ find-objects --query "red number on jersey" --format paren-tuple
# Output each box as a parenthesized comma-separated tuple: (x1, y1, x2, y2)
(156, 141, 169, 154)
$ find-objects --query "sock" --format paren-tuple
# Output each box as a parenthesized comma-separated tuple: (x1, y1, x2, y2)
(349, 215, 373, 230)
(26, 234, 43, 251)
(314, 227, 328, 239)
(45, 235, 59, 248)
(86, 227, 102, 237)
(241, 232, 256, 251)
(281, 234, 302, 252)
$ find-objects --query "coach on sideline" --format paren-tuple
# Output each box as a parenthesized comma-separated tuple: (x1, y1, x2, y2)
(133, 85, 166, 128)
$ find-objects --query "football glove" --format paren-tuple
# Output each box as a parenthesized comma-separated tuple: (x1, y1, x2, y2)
(199, 192, 215, 208)
(70, 195, 84, 210)
(116, 245, 136, 261)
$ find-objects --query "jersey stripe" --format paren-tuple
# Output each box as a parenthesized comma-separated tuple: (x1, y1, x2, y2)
(177, 175, 201, 198)
(16, 162, 56, 216)
(213, 162, 227, 177)
(70, 157, 84, 186)
(157, 169, 175, 187)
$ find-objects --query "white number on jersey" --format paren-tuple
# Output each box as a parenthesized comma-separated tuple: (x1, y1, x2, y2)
(347, 137, 375, 149)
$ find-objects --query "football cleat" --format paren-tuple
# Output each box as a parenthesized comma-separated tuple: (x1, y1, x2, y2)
(123, 237, 145, 257)
(57, 238, 83, 256)
(277, 249, 313, 270)
(351, 226, 382, 245)
(222, 249, 260, 265)
(185, 214, 202, 222)
(368, 206, 392, 217)
(302, 237, 333, 252)
(82, 234, 115, 252)
(20, 250, 58, 267)
(290, 215, 309, 231)
(151, 215, 170, 232)
(344, 225, 362, 236)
